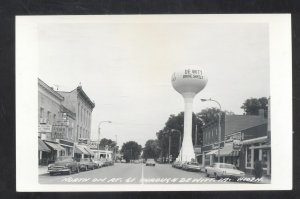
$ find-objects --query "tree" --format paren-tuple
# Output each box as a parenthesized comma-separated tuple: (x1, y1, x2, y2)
(121, 141, 142, 162)
(241, 97, 268, 117)
(142, 139, 160, 160)
(196, 108, 235, 125)
(99, 138, 116, 150)
(156, 112, 204, 162)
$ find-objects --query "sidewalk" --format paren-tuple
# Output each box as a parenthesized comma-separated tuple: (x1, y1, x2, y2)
(39, 166, 48, 175)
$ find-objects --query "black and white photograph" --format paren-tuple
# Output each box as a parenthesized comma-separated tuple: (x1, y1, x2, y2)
(15, 14, 292, 191)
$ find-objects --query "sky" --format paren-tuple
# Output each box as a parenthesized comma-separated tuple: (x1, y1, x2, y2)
(38, 20, 269, 148)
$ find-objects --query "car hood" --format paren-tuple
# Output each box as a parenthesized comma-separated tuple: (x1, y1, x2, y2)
(54, 161, 71, 166)
(222, 168, 244, 175)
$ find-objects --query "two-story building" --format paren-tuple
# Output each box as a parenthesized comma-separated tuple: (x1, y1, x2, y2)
(58, 85, 95, 142)
(38, 79, 68, 164)
(201, 109, 270, 175)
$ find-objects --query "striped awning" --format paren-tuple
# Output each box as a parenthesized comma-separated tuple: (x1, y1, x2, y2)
(84, 147, 95, 156)
(219, 143, 239, 157)
(74, 145, 89, 155)
(38, 139, 51, 152)
(44, 141, 65, 151)
(206, 149, 219, 155)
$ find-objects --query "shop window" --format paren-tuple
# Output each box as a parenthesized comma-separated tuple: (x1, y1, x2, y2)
(246, 147, 252, 168)
(262, 149, 268, 169)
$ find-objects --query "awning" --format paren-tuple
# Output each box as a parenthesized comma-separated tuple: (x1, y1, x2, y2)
(74, 145, 89, 155)
(206, 149, 219, 155)
(84, 147, 95, 156)
(38, 139, 51, 152)
(242, 136, 268, 145)
(219, 143, 239, 157)
(44, 141, 66, 151)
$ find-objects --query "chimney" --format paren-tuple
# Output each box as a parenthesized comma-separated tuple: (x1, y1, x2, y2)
(258, 109, 265, 118)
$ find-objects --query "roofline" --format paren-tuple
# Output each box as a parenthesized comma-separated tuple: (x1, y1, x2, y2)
(226, 123, 267, 136)
(77, 86, 95, 109)
(38, 78, 64, 101)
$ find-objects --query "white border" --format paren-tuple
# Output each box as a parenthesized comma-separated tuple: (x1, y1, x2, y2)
(16, 14, 292, 191)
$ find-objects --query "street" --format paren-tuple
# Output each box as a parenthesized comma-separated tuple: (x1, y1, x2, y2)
(39, 163, 245, 184)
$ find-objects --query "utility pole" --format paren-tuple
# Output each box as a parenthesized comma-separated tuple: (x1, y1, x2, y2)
(168, 133, 171, 164)
(195, 125, 197, 146)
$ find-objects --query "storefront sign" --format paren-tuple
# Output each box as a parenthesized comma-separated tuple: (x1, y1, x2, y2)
(233, 139, 243, 150)
(38, 124, 52, 132)
(226, 132, 242, 142)
(52, 125, 67, 139)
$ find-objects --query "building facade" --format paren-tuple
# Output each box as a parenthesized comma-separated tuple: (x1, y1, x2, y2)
(38, 79, 67, 164)
(201, 109, 271, 176)
(58, 86, 95, 142)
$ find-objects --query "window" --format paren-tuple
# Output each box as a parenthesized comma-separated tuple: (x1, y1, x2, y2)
(246, 146, 252, 168)
(81, 106, 83, 122)
(47, 111, 51, 123)
(53, 114, 56, 122)
(39, 107, 44, 119)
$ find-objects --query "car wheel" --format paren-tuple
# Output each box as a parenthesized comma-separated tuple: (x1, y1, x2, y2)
(214, 173, 220, 180)
(50, 172, 54, 176)
(67, 169, 71, 175)
(206, 173, 209, 177)
(76, 167, 79, 173)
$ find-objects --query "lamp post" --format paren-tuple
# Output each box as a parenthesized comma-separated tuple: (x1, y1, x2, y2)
(98, 121, 112, 149)
(201, 98, 222, 163)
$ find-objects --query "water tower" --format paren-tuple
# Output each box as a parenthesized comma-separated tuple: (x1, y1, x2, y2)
(171, 67, 207, 162)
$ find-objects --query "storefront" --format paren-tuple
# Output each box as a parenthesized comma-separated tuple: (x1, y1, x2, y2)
(241, 136, 271, 175)
(218, 142, 241, 168)
(44, 141, 66, 163)
(59, 139, 74, 157)
(38, 138, 51, 165)
(74, 144, 94, 160)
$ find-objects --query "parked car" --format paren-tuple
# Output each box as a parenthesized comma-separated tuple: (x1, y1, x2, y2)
(205, 163, 245, 179)
(78, 158, 98, 171)
(92, 158, 104, 168)
(48, 156, 80, 176)
(172, 161, 180, 168)
(145, 159, 156, 166)
(182, 162, 201, 171)
(174, 161, 185, 169)
(121, 159, 126, 163)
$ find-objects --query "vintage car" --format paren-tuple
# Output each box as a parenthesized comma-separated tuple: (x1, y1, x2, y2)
(78, 158, 98, 171)
(48, 156, 80, 176)
(205, 163, 245, 179)
(182, 162, 201, 171)
(175, 161, 185, 169)
(172, 161, 181, 168)
(145, 159, 156, 166)
(92, 158, 104, 168)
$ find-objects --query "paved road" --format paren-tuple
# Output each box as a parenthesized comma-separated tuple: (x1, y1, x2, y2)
(39, 163, 244, 184)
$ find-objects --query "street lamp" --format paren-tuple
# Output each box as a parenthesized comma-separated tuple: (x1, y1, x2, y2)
(98, 121, 112, 149)
(201, 98, 222, 163)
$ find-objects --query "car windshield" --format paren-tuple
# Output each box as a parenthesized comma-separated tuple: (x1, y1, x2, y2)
(56, 157, 72, 162)
(220, 164, 237, 169)
(147, 159, 154, 162)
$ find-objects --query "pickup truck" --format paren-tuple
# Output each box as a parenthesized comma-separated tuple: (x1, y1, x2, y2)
(205, 163, 245, 179)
